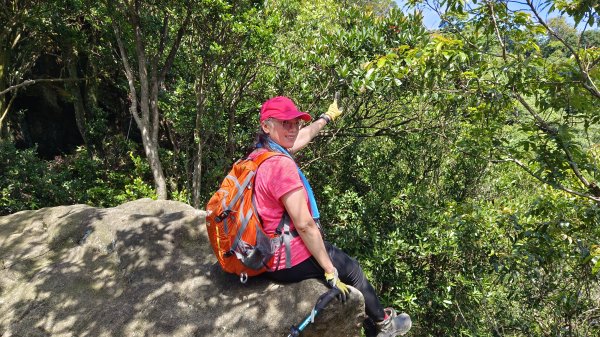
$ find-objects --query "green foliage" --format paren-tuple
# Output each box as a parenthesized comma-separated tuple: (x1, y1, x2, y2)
(553, 0, 600, 26)
(3, 0, 600, 335)
(356, 0, 600, 334)
(581, 29, 600, 47)
(0, 141, 55, 213)
(493, 185, 600, 336)
(0, 138, 156, 215)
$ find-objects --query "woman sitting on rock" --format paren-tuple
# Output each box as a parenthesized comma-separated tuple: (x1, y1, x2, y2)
(247, 96, 412, 337)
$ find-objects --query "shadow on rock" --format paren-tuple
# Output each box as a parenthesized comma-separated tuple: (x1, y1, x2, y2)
(0, 199, 364, 337)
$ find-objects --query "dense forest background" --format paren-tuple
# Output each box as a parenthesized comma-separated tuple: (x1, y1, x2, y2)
(1, 0, 599, 335)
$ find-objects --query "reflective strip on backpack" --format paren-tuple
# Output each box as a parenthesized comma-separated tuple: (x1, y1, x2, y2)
(224, 171, 255, 213)
(225, 174, 242, 190)
(231, 197, 254, 255)
(272, 213, 295, 270)
(282, 222, 293, 269)
(217, 188, 230, 232)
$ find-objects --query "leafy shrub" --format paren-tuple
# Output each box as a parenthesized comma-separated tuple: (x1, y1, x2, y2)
(0, 141, 59, 214)
(0, 138, 157, 215)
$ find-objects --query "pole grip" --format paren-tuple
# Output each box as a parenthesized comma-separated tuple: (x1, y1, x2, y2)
(288, 288, 341, 335)
(315, 287, 341, 311)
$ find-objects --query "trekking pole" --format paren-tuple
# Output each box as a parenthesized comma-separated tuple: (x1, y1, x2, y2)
(287, 288, 341, 337)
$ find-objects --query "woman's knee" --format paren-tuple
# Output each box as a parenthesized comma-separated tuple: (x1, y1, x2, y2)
(328, 248, 367, 285)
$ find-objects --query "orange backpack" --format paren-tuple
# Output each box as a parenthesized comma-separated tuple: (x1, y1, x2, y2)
(205, 151, 296, 282)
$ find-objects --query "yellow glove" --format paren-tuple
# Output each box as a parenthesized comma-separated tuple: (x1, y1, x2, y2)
(320, 99, 343, 123)
(324, 268, 350, 302)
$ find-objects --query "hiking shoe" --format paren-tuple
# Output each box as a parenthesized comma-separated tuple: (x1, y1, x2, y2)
(376, 308, 412, 337)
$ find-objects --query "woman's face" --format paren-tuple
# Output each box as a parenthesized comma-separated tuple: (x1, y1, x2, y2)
(261, 118, 303, 149)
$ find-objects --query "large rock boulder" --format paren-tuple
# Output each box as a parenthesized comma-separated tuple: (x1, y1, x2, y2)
(0, 199, 365, 337)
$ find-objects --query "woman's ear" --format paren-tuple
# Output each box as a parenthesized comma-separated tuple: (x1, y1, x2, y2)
(261, 120, 270, 134)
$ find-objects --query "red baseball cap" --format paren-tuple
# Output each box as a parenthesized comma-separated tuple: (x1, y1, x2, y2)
(260, 96, 312, 122)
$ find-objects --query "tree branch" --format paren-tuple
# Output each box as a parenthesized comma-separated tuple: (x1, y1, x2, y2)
(112, 19, 142, 126)
(0, 94, 17, 129)
(157, 15, 169, 64)
(513, 92, 599, 197)
(303, 140, 353, 168)
(0, 78, 83, 96)
(513, 93, 557, 134)
(493, 158, 600, 203)
(158, 1, 192, 86)
(526, 0, 600, 99)
(487, 0, 507, 60)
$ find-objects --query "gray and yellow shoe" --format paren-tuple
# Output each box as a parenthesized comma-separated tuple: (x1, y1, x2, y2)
(376, 308, 412, 337)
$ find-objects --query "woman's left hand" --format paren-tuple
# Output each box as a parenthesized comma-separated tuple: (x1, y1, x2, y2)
(325, 268, 350, 302)
(323, 99, 343, 122)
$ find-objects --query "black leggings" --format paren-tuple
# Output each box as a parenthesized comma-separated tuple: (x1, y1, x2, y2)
(266, 241, 386, 322)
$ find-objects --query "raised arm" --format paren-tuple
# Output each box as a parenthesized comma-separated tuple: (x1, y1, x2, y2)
(289, 99, 342, 154)
(290, 118, 328, 154)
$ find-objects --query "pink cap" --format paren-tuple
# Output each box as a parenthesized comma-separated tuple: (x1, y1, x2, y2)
(260, 96, 312, 122)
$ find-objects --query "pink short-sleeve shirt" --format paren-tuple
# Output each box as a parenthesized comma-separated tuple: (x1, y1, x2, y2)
(249, 149, 312, 270)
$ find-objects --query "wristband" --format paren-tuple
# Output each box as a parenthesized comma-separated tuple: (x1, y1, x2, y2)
(319, 114, 331, 124)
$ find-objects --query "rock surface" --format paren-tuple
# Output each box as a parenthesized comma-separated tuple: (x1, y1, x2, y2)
(0, 199, 364, 337)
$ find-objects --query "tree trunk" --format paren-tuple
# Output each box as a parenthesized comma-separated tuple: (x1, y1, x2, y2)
(65, 48, 92, 154)
(135, 31, 168, 200)
(0, 42, 8, 139)
(226, 105, 235, 160)
(112, 0, 191, 200)
(141, 125, 167, 199)
(192, 75, 205, 208)
(113, 19, 168, 199)
(85, 60, 102, 156)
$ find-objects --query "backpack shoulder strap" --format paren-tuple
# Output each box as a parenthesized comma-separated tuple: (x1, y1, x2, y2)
(252, 151, 284, 167)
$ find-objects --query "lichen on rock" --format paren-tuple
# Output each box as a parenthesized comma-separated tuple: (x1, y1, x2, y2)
(0, 199, 364, 337)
